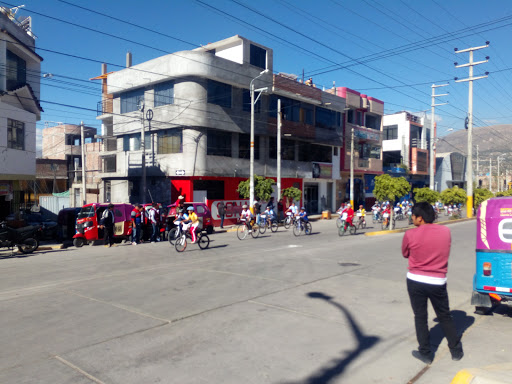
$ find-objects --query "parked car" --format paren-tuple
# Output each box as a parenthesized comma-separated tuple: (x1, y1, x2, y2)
(166, 202, 214, 234)
(5, 211, 58, 240)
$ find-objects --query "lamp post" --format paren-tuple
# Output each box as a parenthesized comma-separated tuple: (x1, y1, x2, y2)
(250, 69, 269, 208)
(497, 154, 505, 193)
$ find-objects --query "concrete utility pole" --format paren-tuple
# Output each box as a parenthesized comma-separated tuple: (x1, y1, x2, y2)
(350, 126, 354, 207)
(430, 83, 449, 190)
(249, 69, 269, 208)
(80, 121, 86, 205)
(489, 158, 492, 192)
(455, 42, 489, 218)
(497, 155, 505, 193)
(139, 99, 147, 204)
(277, 98, 281, 203)
(476, 145, 479, 186)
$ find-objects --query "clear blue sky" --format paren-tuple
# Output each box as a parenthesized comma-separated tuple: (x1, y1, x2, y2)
(4, 0, 512, 150)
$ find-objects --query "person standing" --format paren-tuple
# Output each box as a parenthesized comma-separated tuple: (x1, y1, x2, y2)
(218, 201, 226, 229)
(402, 202, 463, 365)
(277, 198, 284, 222)
(131, 204, 143, 245)
(101, 203, 115, 247)
(148, 202, 158, 243)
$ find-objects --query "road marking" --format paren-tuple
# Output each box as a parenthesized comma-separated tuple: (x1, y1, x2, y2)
(54, 356, 106, 384)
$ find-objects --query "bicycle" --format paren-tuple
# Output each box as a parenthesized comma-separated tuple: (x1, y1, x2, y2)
(236, 219, 260, 240)
(336, 212, 348, 228)
(168, 224, 184, 245)
(259, 214, 278, 234)
(293, 219, 312, 236)
(338, 220, 356, 236)
(174, 228, 210, 252)
(283, 212, 295, 229)
(372, 211, 382, 224)
(356, 214, 366, 229)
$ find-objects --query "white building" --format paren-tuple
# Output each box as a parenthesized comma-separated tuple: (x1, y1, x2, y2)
(0, 7, 42, 219)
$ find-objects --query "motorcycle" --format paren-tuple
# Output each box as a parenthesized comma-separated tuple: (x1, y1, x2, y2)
(0, 221, 41, 254)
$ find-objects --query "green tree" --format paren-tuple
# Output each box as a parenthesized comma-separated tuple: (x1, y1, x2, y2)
(495, 189, 512, 197)
(237, 175, 276, 202)
(281, 187, 302, 207)
(439, 186, 467, 206)
(413, 187, 440, 205)
(373, 174, 411, 229)
(474, 188, 494, 210)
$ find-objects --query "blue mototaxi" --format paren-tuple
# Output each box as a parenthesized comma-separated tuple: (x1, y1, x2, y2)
(472, 197, 512, 314)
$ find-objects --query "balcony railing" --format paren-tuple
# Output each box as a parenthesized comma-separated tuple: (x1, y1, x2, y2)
(97, 98, 113, 116)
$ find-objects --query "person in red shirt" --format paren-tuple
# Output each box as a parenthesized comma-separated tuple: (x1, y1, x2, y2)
(402, 202, 463, 365)
(344, 203, 354, 227)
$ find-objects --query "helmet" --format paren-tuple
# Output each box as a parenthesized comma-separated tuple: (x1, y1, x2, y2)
(300, 207, 305, 210)
(347, 203, 351, 207)
(187, 206, 194, 211)
(242, 204, 248, 209)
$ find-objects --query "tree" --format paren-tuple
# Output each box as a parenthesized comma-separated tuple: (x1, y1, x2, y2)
(281, 186, 302, 207)
(439, 186, 467, 206)
(495, 189, 512, 197)
(413, 187, 440, 205)
(373, 174, 411, 229)
(474, 188, 494, 210)
(237, 175, 275, 202)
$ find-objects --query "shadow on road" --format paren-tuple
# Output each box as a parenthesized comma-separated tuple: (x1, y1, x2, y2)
(280, 292, 380, 384)
(430, 310, 475, 352)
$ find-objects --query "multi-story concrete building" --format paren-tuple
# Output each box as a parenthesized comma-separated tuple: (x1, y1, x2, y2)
(96, 35, 383, 215)
(0, 7, 42, 219)
(435, 152, 466, 192)
(382, 111, 434, 190)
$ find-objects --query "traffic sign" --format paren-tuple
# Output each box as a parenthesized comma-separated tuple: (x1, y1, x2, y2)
(175, 170, 185, 176)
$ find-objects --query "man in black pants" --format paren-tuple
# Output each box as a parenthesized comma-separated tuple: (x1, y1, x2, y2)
(402, 202, 463, 365)
(101, 203, 115, 248)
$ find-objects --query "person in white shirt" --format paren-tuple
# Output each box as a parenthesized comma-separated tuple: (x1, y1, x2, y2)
(148, 203, 159, 242)
(240, 205, 253, 231)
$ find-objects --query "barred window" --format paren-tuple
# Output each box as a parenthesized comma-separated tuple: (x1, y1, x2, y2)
(7, 118, 25, 150)
(154, 81, 174, 107)
(157, 129, 182, 154)
(207, 130, 232, 157)
(120, 88, 145, 113)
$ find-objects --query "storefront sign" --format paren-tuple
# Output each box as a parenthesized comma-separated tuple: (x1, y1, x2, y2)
(312, 163, 332, 179)
(210, 199, 250, 219)
(0, 182, 12, 196)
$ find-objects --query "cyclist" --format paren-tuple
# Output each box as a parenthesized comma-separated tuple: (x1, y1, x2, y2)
(382, 204, 391, 228)
(371, 202, 381, 222)
(173, 208, 186, 231)
(240, 204, 253, 232)
(297, 206, 309, 224)
(182, 206, 199, 243)
(344, 203, 355, 228)
(262, 205, 275, 227)
(357, 204, 366, 226)
(286, 201, 298, 216)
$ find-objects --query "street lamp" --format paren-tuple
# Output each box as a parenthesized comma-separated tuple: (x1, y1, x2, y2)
(497, 154, 506, 192)
(250, 69, 269, 208)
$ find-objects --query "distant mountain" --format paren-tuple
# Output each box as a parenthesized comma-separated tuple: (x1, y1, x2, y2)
(437, 124, 512, 177)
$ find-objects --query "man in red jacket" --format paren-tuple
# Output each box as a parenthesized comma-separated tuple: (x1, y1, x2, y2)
(402, 202, 463, 365)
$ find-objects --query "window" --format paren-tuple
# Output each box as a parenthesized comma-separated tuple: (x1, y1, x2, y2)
(7, 119, 24, 150)
(315, 107, 341, 131)
(242, 90, 261, 113)
(207, 80, 232, 108)
(123, 133, 151, 151)
(6, 50, 26, 91)
(347, 110, 355, 124)
(383, 125, 398, 140)
(299, 143, 332, 163)
(103, 156, 116, 173)
(239, 134, 259, 160)
(268, 96, 313, 124)
(193, 180, 225, 200)
(250, 44, 266, 69)
(365, 114, 381, 130)
(154, 81, 174, 107)
(120, 88, 145, 113)
(157, 129, 182, 154)
(207, 130, 232, 157)
(270, 138, 295, 160)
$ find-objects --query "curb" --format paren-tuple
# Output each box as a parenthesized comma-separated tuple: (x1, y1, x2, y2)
(38, 244, 65, 251)
(451, 366, 512, 384)
(364, 217, 475, 237)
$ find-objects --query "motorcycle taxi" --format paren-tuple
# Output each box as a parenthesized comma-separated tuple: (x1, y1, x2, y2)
(73, 203, 134, 247)
(472, 197, 512, 314)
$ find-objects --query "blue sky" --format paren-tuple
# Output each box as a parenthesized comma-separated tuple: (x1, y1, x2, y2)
(4, 0, 512, 149)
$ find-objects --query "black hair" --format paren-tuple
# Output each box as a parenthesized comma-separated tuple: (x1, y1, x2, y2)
(108, 203, 114, 209)
(412, 202, 435, 224)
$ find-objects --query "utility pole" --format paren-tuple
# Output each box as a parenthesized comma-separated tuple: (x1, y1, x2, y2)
(138, 99, 147, 204)
(350, 125, 354, 207)
(455, 42, 489, 218)
(476, 145, 479, 186)
(80, 121, 86, 205)
(430, 83, 449, 190)
(277, 99, 281, 203)
(489, 158, 492, 192)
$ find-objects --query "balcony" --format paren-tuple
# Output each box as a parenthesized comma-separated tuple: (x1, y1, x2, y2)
(97, 98, 113, 116)
(347, 123, 382, 143)
(272, 74, 322, 103)
(345, 156, 382, 172)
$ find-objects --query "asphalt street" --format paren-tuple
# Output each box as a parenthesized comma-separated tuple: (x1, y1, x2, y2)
(1, 218, 511, 384)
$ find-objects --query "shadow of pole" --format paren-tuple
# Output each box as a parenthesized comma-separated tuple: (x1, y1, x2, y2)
(281, 292, 381, 384)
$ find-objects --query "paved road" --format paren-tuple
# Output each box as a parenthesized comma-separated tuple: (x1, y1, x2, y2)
(1, 219, 510, 384)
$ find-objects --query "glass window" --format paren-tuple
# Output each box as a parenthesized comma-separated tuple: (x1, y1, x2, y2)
(207, 80, 232, 108)
(157, 129, 182, 154)
(299, 143, 332, 163)
(196, 205, 205, 214)
(383, 125, 398, 140)
(6, 50, 26, 91)
(242, 90, 261, 113)
(120, 88, 145, 114)
(366, 114, 381, 130)
(250, 44, 266, 69)
(270, 138, 295, 160)
(207, 130, 232, 157)
(315, 107, 341, 131)
(7, 118, 25, 150)
(123, 133, 151, 151)
(154, 81, 174, 107)
(239, 134, 259, 160)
